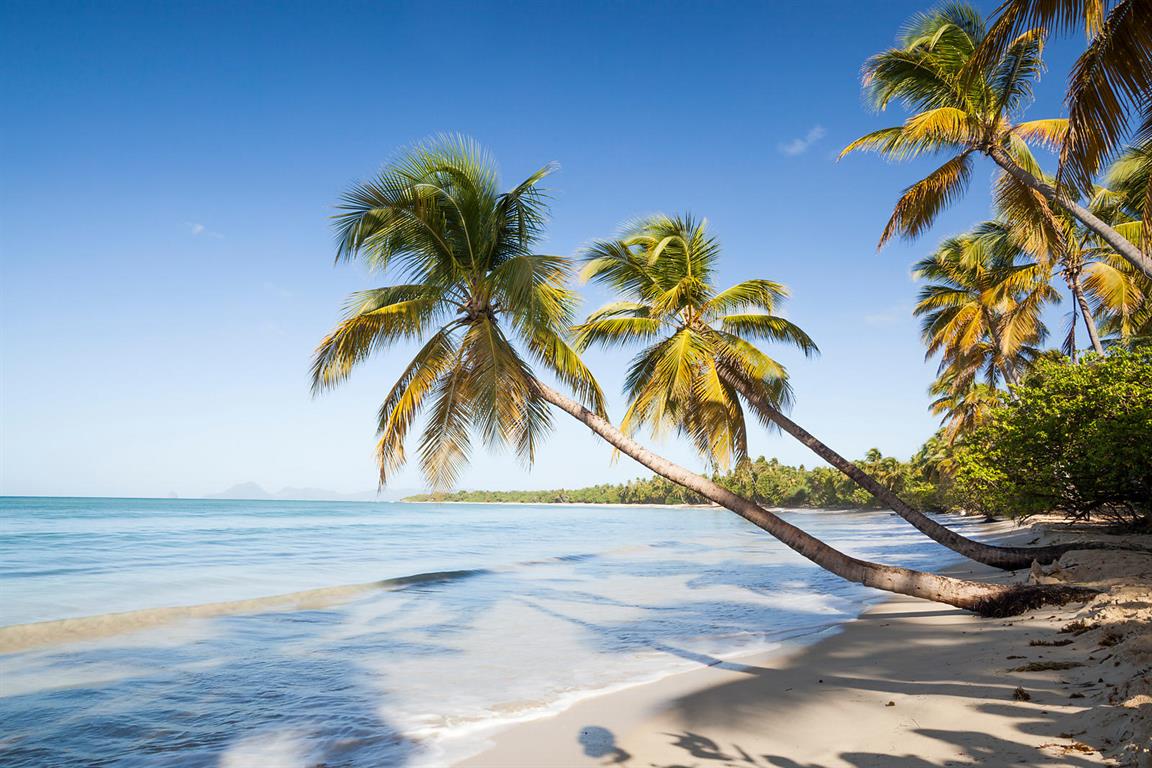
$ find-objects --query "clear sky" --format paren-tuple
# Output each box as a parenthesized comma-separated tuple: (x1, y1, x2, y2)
(0, 0, 1086, 498)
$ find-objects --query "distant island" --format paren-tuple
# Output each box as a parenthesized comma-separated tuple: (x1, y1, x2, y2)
(204, 482, 412, 502)
(403, 450, 946, 510)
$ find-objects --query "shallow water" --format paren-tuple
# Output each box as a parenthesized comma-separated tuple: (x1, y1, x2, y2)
(0, 497, 997, 766)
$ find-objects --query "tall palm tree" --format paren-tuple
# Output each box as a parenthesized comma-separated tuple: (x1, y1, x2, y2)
(991, 153, 1111, 357)
(312, 137, 1093, 615)
(976, 0, 1152, 214)
(573, 214, 1085, 571)
(842, 3, 1152, 280)
(913, 220, 1054, 399)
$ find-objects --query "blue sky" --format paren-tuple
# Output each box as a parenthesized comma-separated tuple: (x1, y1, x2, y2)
(0, 1, 1086, 498)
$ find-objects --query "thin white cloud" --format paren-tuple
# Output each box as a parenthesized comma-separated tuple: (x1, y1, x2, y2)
(864, 303, 910, 328)
(778, 125, 826, 157)
(187, 222, 223, 238)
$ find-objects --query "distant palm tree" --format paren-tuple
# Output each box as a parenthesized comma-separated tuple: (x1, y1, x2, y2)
(976, 0, 1152, 213)
(913, 220, 1054, 398)
(574, 214, 1075, 571)
(313, 137, 1091, 614)
(842, 3, 1152, 280)
(928, 374, 1004, 444)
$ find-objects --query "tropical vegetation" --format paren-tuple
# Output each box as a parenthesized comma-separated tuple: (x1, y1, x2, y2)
(405, 448, 946, 511)
(312, 136, 1093, 615)
(841, 3, 1152, 279)
(313, 1, 1151, 616)
(574, 214, 1071, 569)
(951, 347, 1152, 530)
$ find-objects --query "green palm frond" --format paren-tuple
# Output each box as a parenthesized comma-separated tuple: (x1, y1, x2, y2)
(311, 292, 443, 393)
(720, 315, 820, 356)
(375, 328, 460, 484)
(702, 280, 789, 316)
(572, 316, 665, 350)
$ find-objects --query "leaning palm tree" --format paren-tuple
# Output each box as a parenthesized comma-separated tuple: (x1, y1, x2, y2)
(312, 137, 1092, 615)
(975, 0, 1152, 213)
(842, 3, 1152, 280)
(573, 214, 1091, 571)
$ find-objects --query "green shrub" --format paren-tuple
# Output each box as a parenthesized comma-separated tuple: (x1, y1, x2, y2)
(951, 348, 1152, 528)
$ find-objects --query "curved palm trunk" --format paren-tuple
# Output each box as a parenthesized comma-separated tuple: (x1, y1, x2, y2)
(987, 146, 1152, 280)
(534, 381, 1095, 617)
(717, 367, 1078, 570)
(717, 366, 1146, 568)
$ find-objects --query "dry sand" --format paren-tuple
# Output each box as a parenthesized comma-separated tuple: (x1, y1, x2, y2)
(458, 528, 1152, 768)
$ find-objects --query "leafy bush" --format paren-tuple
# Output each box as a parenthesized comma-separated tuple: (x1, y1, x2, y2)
(951, 348, 1152, 528)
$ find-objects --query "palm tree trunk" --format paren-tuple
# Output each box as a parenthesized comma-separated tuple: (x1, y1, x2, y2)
(982, 307, 1018, 387)
(533, 380, 1096, 617)
(987, 146, 1152, 280)
(1070, 273, 1105, 355)
(715, 366, 1087, 571)
(1000, 360, 1019, 387)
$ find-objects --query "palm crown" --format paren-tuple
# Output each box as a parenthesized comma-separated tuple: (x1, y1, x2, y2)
(572, 214, 817, 469)
(842, 3, 1062, 247)
(974, 0, 1152, 200)
(311, 136, 604, 488)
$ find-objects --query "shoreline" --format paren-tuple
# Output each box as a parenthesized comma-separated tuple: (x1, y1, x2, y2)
(455, 525, 1152, 768)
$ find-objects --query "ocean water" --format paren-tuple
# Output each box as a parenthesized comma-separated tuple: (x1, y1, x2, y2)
(0, 497, 997, 766)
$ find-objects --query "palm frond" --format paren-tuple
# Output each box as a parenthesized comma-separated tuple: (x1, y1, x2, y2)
(720, 315, 820, 357)
(702, 280, 789, 316)
(879, 152, 974, 246)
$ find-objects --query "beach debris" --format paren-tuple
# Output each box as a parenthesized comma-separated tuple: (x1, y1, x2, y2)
(1011, 661, 1085, 672)
(1060, 620, 1099, 635)
(1013, 686, 1032, 701)
(1040, 741, 1096, 755)
(885, 701, 895, 707)
(1029, 638, 1073, 647)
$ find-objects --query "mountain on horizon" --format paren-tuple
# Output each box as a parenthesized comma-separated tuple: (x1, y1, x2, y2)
(203, 482, 410, 502)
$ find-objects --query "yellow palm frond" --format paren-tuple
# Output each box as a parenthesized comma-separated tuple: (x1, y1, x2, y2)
(879, 152, 974, 247)
(1010, 118, 1069, 151)
(903, 107, 978, 144)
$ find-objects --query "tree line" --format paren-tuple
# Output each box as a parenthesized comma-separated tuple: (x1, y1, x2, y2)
(403, 449, 947, 510)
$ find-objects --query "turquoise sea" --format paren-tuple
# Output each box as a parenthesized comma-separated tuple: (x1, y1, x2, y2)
(0, 497, 997, 766)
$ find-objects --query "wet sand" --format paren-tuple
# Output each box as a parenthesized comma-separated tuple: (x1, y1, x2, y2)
(458, 530, 1152, 768)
